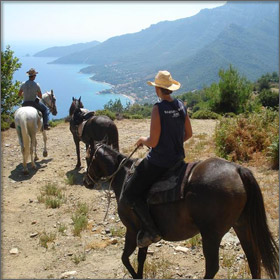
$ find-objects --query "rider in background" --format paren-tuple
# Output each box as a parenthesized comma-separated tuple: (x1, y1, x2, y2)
(18, 68, 50, 130)
(121, 70, 193, 248)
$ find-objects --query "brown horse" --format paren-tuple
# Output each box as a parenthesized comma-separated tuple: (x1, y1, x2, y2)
(83, 144, 279, 279)
(69, 96, 84, 117)
(69, 97, 91, 168)
(69, 99, 119, 168)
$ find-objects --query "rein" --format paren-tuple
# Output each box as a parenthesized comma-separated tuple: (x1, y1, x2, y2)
(87, 144, 140, 220)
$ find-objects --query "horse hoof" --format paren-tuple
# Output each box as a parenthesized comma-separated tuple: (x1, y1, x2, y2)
(32, 165, 37, 170)
(43, 151, 48, 157)
(34, 156, 39, 161)
(23, 170, 29, 175)
(75, 164, 81, 169)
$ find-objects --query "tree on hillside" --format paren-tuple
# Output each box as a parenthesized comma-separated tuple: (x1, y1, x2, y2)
(218, 65, 252, 114)
(1, 46, 22, 130)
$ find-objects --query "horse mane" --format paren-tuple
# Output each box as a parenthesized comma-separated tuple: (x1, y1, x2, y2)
(95, 143, 135, 165)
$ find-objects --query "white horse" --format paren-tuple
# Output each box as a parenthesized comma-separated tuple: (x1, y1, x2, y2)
(14, 90, 57, 174)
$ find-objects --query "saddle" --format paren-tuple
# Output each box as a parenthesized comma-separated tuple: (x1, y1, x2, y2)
(22, 101, 43, 117)
(72, 110, 95, 139)
(147, 160, 199, 205)
(122, 159, 199, 206)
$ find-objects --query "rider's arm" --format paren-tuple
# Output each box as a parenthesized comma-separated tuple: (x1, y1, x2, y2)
(136, 105, 161, 148)
(184, 113, 193, 142)
(36, 83, 42, 99)
(37, 90, 42, 99)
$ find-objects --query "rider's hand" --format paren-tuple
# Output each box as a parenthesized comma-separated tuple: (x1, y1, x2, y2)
(136, 136, 147, 148)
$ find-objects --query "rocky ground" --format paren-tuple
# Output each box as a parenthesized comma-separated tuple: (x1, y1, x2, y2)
(1, 119, 278, 279)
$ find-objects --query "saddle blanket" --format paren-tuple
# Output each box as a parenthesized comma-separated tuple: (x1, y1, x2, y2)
(76, 112, 95, 138)
(146, 160, 199, 205)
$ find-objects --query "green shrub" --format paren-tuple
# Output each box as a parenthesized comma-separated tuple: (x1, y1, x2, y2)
(49, 119, 65, 127)
(223, 112, 236, 118)
(95, 109, 116, 120)
(72, 202, 89, 236)
(258, 89, 279, 109)
(215, 108, 279, 162)
(267, 137, 279, 169)
(192, 110, 220, 119)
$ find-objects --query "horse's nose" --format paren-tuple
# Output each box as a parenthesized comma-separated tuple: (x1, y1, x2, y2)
(83, 174, 94, 189)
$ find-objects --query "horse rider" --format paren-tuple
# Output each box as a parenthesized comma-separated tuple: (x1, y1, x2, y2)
(120, 70, 193, 248)
(18, 68, 50, 130)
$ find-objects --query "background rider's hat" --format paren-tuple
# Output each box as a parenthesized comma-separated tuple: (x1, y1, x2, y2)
(147, 70, 181, 91)
(26, 68, 38, 76)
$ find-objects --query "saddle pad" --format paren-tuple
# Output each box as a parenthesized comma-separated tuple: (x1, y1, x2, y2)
(147, 161, 199, 205)
(78, 120, 88, 138)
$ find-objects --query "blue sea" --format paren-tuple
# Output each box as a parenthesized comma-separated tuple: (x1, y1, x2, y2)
(12, 51, 131, 120)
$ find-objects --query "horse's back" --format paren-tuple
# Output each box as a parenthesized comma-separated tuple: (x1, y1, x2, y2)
(15, 107, 42, 131)
(15, 106, 39, 120)
(185, 158, 247, 226)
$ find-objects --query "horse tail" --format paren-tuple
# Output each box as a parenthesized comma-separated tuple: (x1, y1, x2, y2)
(238, 166, 279, 278)
(16, 119, 30, 159)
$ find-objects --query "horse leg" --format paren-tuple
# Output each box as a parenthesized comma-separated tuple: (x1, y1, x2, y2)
(201, 231, 222, 279)
(121, 229, 139, 279)
(233, 222, 261, 278)
(30, 133, 36, 169)
(34, 138, 39, 161)
(74, 137, 81, 168)
(42, 130, 48, 157)
(137, 247, 148, 278)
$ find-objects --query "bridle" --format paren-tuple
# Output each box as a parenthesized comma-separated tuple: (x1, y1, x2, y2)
(86, 144, 138, 185)
(86, 143, 140, 220)
(42, 91, 56, 114)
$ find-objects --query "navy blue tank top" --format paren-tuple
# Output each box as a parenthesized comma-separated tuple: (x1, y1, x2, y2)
(147, 99, 187, 168)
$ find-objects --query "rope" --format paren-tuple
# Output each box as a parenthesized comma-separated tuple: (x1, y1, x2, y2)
(102, 145, 140, 221)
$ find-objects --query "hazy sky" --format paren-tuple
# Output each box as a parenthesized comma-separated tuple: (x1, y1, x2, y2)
(2, 1, 226, 48)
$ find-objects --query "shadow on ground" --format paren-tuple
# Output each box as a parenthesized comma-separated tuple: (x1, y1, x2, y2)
(9, 158, 53, 182)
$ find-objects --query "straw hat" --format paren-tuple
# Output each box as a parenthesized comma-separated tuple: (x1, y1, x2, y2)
(147, 70, 181, 91)
(26, 68, 38, 76)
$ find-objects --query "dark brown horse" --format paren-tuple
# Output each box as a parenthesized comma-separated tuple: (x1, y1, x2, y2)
(69, 96, 84, 117)
(69, 102, 119, 168)
(69, 97, 90, 168)
(83, 144, 279, 279)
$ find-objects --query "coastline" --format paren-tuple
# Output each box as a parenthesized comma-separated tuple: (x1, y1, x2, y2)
(89, 76, 136, 105)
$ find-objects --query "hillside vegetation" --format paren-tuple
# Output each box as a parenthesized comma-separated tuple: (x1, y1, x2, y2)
(34, 2, 279, 102)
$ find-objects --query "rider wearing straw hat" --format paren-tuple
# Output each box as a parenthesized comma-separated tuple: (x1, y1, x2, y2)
(18, 68, 50, 130)
(121, 70, 193, 248)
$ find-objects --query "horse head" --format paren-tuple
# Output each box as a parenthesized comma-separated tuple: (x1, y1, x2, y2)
(69, 96, 84, 116)
(83, 144, 120, 188)
(42, 90, 57, 116)
(72, 108, 85, 125)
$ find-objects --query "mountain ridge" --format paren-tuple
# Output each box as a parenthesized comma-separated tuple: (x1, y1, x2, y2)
(35, 1, 279, 103)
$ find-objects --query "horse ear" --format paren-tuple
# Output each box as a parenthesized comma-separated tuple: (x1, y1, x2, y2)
(72, 97, 75, 101)
(51, 89, 53, 95)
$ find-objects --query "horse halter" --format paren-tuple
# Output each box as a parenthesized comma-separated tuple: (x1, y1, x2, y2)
(86, 144, 139, 185)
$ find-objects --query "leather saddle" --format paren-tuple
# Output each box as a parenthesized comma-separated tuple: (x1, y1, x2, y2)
(147, 160, 199, 205)
(123, 159, 199, 206)
(72, 110, 95, 139)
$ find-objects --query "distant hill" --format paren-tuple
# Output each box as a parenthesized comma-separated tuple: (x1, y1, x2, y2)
(34, 40, 100, 57)
(46, 1, 278, 103)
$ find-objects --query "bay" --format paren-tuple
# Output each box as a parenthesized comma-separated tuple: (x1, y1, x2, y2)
(13, 56, 131, 120)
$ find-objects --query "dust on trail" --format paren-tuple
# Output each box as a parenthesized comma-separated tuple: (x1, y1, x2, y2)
(1, 119, 278, 279)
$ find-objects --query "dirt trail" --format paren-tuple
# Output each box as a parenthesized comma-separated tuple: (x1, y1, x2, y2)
(1, 119, 278, 279)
